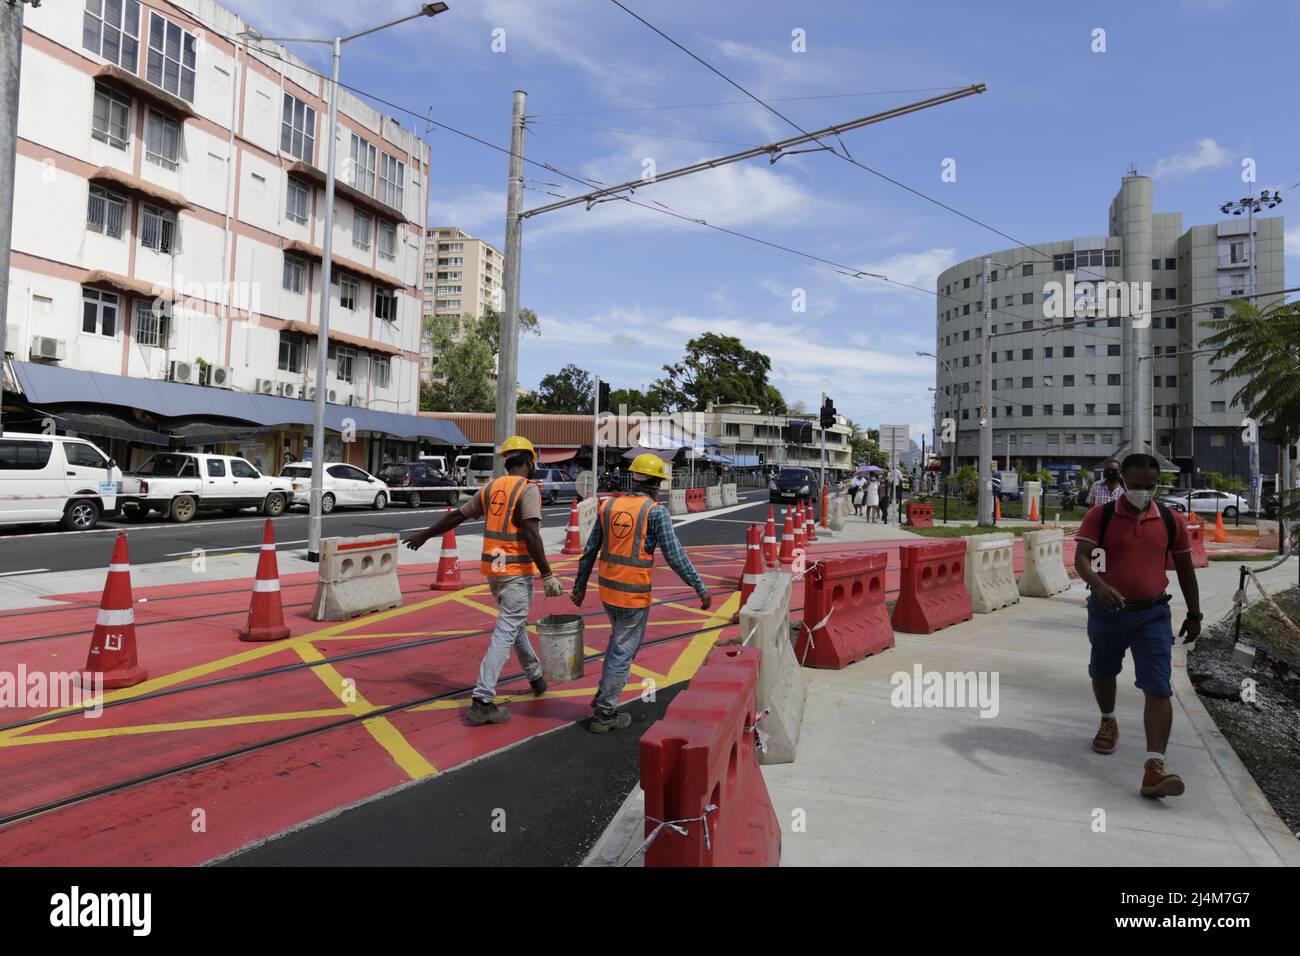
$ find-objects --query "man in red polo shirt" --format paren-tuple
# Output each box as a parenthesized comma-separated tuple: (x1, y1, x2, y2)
(1074, 453, 1202, 799)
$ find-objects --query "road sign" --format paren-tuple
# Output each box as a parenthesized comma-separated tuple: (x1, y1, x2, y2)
(879, 424, 910, 471)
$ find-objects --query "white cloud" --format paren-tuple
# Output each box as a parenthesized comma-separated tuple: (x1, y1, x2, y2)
(427, 186, 505, 239)
(835, 247, 956, 296)
(1152, 138, 1233, 179)
(1286, 226, 1300, 258)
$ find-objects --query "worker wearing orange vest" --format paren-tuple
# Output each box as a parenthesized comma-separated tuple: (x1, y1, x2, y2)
(571, 453, 711, 733)
(407, 436, 564, 725)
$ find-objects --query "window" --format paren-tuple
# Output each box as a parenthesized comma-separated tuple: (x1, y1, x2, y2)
(1063, 404, 1074, 415)
(87, 185, 127, 238)
(1211, 401, 1227, 413)
(339, 275, 359, 311)
(375, 288, 397, 321)
(1107, 373, 1120, 386)
(1022, 293, 1033, 305)
(350, 133, 377, 194)
(81, 287, 119, 337)
(1043, 405, 1054, 416)
(1022, 264, 1033, 276)
(283, 255, 307, 294)
(1107, 403, 1121, 415)
(65, 443, 110, 469)
(961, 356, 969, 368)
(1164, 375, 1177, 388)
(1107, 344, 1121, 357)
(231, 459, 260, 479)
(1022, 377, 1032, 388)
(281, 93, 317, 163)
(1151, 289, 1162, 301)
(1003, 378, 1013, 389)
(1151, 258, 1161, 271)
(335, 345, 355, 384)
(1044, 347, 1053, 358)
(0, 439, 54, 470)
(353, 209, 372, 251)
(145, 111, 180, 170)
(83, 0, 141, 71)
(1022, 348, 1033, 360)
(1165, 258, 1176, 271)
(1085, 403, 1096, 415)
(133, 300, 169, 348)
(1063, 374, 1074, 386)
(140, 204, 177, 253)
(1021, 320, 1033, 330)
(963, 304, 970, 315)
(206, 459, 226, 478)
(380, 153, 405, 209)
(146, 12, 197, 102)
(1043, 376, 1054, 387)
(1022, 405, 1033, 417)
(991, 298, 998, 309)
(1212, 307, 1225, 320)
(1085, 374, 1096, 386)
(1053, 253, 1073, 272)
(279, 332, 304, 372)
(92, 85, 132, 149)
(372, 356, 391, 389)
(1085, 345, 1097, 357)
(286, 177, 309, 225)
(963, 277, 971, 289)
(961, 409, 969, 420)
(378, 220, 397, 260)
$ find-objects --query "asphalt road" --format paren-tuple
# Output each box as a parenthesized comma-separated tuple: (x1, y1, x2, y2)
(0, 489, 776, 576)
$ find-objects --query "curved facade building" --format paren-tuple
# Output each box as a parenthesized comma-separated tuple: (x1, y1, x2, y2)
(932, 174, 1285, 483)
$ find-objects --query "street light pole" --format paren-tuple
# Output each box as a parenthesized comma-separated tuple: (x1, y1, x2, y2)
(242, 4, 450, 562)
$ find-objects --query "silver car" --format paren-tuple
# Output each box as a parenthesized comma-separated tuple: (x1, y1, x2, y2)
(531, 467, 577, 505)
(1158, 489, 1251, 518)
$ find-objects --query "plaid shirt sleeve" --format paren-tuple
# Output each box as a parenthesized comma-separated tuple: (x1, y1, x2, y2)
(647, 505, 707, 596)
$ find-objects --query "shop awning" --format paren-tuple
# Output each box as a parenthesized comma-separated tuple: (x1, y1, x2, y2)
(168, 418, 266, 446)
(89, 167, 190, 211)
(537, 447, 578, 464)
(286, 161, 405, 224)
(35, 406, 169, 446)
(94, 64, 197, 121)
(11, 362, 468, 445)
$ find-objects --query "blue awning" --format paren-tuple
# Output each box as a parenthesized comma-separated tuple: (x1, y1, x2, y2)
(12, 362, 467, 445)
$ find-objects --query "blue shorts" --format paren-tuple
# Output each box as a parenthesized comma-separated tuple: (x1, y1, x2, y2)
(1086, 593, 1174, 697)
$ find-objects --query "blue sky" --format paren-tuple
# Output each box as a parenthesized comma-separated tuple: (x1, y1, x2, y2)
(225, 0, 1300, 443)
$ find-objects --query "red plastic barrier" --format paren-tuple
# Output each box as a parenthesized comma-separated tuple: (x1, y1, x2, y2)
(904, 501, 934, 528)
(639, 646, 781, 867)
(795, 551, 893, 668)
(686, 488, 707, 513)
(891, 540, 973, 634)
(1166, 521, 1209, 569)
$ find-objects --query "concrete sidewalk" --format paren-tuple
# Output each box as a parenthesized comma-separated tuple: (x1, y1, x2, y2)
(763, 559, 1300, 866)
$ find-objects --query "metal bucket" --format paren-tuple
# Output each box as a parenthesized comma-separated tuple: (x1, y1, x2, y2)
(537, 613, 585, 683)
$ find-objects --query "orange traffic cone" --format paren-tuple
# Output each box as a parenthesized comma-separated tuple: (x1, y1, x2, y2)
(85, 532, 147, 688)
(737, 524, 763, 617)
(805, 501, 818, 542)
(431, 509, 464, 591)
(763, 506, 778, 568)
(239, 519, 291, 642)
(794, 502, 807, 552)
(1029, 494, 1039, 522)
(561, 499, 583, 555)
(820, 486, 830, 529)
(778, 508, 796, 565)
(1214, 511, 1227, 543)
(994, 497, 1002, 522)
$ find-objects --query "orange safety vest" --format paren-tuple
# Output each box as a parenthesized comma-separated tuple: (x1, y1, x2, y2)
(597, 495, 656, 608)
(479, 474, 537, 577)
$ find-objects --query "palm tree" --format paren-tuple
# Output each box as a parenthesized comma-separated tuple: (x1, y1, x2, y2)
(1201, 298, 1300, 518)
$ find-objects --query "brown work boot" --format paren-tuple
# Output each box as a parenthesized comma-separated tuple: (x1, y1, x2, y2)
(1140, 758, 1185, 799)
(1091, 716, 1119, 755)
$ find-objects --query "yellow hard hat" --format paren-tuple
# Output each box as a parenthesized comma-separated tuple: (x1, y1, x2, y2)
(499, 435, 536, 459)
(629, 453, 669, 481)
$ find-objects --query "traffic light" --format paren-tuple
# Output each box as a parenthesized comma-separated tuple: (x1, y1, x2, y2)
(597, 380, 611, 413)
(820, 396, 837, 428)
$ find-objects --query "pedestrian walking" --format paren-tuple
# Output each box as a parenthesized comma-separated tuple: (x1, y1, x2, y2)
(405, 436, 564, 726)
(1074, 453, 1202, 798)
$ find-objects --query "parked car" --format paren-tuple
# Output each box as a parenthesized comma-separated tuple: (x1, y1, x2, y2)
(1158, 489, 1252, 519)
(0, 432, 122, 531)
(532, 467, 578, 505)
(990, 476, 1022, 502)
(376, 462, 458, 508)
(462, 453, 495, 491)
(120, 453, 291, 523)
(279, 462, 390, 513)
(769, 467, 819, 504)
(417, 454, 449, 474)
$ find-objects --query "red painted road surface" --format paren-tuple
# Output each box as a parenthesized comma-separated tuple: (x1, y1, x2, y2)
(0, 534, 1067, 865)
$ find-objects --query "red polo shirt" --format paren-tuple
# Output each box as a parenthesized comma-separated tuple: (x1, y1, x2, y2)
(1075, 497, 1191, 601)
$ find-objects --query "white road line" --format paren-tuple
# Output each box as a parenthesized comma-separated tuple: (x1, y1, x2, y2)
(0, 568, 50, 577)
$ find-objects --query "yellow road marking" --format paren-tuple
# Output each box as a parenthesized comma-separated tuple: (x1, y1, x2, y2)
(0, 706, 353, 746)
(664, 591, 741, 686)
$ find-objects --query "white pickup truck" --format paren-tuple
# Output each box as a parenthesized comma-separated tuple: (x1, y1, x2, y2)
(119, 453, 293, 523)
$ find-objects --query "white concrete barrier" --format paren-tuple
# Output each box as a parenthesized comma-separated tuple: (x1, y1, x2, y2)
(311, 533, 403, 621)
(740, 570, 806, 765)
(578, 496, 599, 548)
(1019, 528, 1071, 597)
(705, 485, 723, 510)
(829, 493, 846, 531)
(722, 483, 738, 506)
(963, 532, 1019, 613)
(668, 488, 688, 516)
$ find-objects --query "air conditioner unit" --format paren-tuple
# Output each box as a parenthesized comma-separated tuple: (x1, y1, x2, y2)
(302, 385, 317, 401)
(31, 336, 66, 361)
(328, 389, 348, 405)
(169, 360, 200, 384)
(255, 378, 275, 395)
(275, 382, 296, 398)
(209, 365, 234, 389)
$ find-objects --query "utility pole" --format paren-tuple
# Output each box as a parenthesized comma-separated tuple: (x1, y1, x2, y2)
(0, 0, 29, 435)
(591, 373, 600, 493)
(978, 256, 993, 525)
(494, 89, 526, 477)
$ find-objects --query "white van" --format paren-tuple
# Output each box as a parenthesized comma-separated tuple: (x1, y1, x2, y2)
(418, 454, 448, 473)
(0, 432, 122, 531)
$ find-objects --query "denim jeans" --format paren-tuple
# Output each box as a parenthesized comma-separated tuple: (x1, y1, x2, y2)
(593, 603, 652, 715)
(473, 575, 543, 703)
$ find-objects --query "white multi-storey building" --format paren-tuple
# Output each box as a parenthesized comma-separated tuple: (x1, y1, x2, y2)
(419, 226, 504, 382)
(2, 0, 463, 470)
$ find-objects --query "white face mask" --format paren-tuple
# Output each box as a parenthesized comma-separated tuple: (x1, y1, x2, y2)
(1124, 488, 1155, 511)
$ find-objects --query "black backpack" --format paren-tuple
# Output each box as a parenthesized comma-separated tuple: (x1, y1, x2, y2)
(1096, 498, 1177, 551)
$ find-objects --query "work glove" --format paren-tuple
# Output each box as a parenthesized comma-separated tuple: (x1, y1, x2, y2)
(543, 573, 565, 598)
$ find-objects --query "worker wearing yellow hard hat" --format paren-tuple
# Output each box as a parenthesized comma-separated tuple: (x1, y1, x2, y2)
(570, 451, 710, 733)
(406, 436, 563, 726)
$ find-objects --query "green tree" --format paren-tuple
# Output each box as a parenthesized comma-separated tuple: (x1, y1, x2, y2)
(1202, 470, 1248, 495)
(420, 306, 542, 413)
(652, 332, 786, 413)
(533, 363, 594, 414)
(846, 419, 888, 468)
